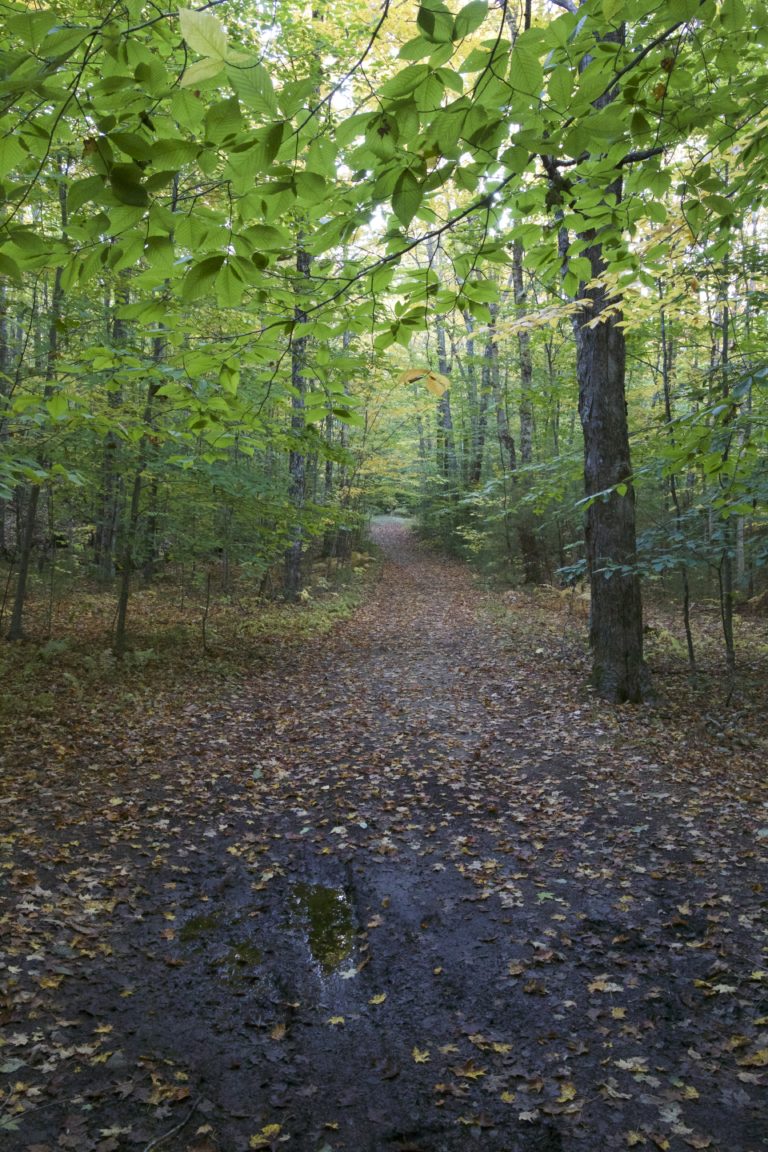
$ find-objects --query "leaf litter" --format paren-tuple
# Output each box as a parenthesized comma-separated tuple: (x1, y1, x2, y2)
(0, 520, 766, 1150)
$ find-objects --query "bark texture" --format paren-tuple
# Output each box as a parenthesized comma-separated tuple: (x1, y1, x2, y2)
(576, 228, 646, 702)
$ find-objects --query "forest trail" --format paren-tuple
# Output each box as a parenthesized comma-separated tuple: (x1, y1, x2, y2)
(2, 520, 767, 1152)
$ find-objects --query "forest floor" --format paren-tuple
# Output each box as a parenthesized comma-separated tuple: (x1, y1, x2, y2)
(1, 518, 768, 1152)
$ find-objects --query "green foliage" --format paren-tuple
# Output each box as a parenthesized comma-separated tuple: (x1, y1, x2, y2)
(0, 0, 766, 653)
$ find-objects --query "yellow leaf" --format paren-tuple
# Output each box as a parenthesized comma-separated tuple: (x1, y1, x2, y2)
(39, 975, 63, 989)
(412, 1047, 430, 1063)
(557, 1082, 577, 1103)
(589, 977, 623, 993)
(500, 1090, 516, 1104)
(611, 1007, 626, 1019)
(326, 1016, 345, 1026)
(270, 1022, 287, 1041)
(450, 1059, 486, 1080)
(397, 368, 449, 396)
(249, 1124, 281, 1150)
(737, 1049, 768, 1067)
(626, 1134, 646, 1147)
(424, 370, 450, 396)
(369, 993, 387, 1005)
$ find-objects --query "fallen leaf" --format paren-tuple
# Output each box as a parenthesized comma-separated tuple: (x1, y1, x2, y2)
(249, 1125, 282, 1150)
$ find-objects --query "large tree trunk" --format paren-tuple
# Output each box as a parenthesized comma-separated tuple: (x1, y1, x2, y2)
(575, 221, 646, 702)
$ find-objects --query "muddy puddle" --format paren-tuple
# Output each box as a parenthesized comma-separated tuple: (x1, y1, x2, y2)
(287, 882, 356, 974)
(177, 880, 357, 985)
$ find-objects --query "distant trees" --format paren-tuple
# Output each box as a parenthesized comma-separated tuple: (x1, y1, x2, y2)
(0, 0, 765, 693)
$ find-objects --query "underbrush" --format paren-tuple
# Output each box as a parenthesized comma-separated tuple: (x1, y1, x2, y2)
(490, 582, 768, 762)
(0, 555, 376, 731)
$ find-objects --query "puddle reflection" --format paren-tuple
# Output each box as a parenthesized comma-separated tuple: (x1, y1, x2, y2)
(289, 883, 355, 974)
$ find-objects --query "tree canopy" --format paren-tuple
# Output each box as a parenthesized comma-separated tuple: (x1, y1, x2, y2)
(1, 0, 767, 696)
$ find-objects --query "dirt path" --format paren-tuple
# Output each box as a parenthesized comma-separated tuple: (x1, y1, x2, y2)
(2, 520, 766, 1151)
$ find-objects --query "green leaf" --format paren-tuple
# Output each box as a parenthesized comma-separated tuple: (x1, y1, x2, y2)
(144, 235, 175, 275)
(205, 97, 243, 144)
(181, 255, 225, 302)
(42, 24, 87, 60)
(399, 36, 434, 61)
(380, 64, 431, 99)
(227, 61, 277, 117)
(511, 44, 543, 97)
(0, 135, 27, 174)
(243, 223, 290, 251)
(417, 0, 454, 43)
(332, 407, 366, 428)
(179, 8, 228, 60)
(703, 193, 733, 216)
(171, 89, 205, 130)
(216, 262, 245, 307)
(150, 138, 200, 168)
(68, 175, 107, 214)
(548, 64, 572, 108)
(453, 0, 488, 39)
(7, 10, 57, 49)
(109, 165, 148, 206)
(568, 256, 593, 282)
(0, 253, 22, 283)
(228, 122, 286, 185)
(392, 169, 422, 227)
(109, 131, 152, 163)
(46, 392, 68, 420)
(180, 57, 225, 88)
(602, 0, 623, 21)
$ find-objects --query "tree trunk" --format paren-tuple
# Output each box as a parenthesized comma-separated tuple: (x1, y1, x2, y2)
(0, 283, 11, 558)
(576, 226, 646, 701)
(716, 298, 736, 676)
(8, 257, 65, 639)
(659, 300, 696, 670)
(95, 281, 128, 581)
(284, 243, 311, 602)
(113, 333, 163, 657)
(512, 239, 542, 583)
(460, 311, 489, 487)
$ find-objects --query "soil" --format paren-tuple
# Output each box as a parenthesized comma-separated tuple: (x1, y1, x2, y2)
(1, 519, 767, 1152)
